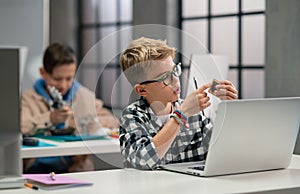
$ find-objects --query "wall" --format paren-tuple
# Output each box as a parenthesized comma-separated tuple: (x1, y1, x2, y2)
(265, 0, 300, 97)
(0, 0, 49, 91)
(50, 0, 78, 52)
(265, 0, 300, 154)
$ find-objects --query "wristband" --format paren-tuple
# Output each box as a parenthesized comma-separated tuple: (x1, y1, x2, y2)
(170, 114, 189, 129)
(173, 109, 188, 121)
(170, 115, 183, 126)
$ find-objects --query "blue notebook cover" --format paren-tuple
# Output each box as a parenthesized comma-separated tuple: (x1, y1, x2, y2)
(22, 141, 56, 148)
(35, 135, 109, 142)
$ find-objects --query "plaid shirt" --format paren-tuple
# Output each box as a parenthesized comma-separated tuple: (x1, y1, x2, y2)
(119, 97, 213, 170)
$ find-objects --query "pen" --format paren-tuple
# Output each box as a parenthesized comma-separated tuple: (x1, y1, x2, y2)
(193, 77, 206, 117)
(24, 182, 39, 190)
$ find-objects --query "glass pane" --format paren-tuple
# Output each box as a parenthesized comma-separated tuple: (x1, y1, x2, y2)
(98, 68, 117, 106)
(120, 25, 133, 51)
(120, 0, 132, 22)
(100, 26, 118, 64)
(211, 0, 238, 15)
(227, 69, 238, 89)
(82, 29, 98, 63)
(242, 0, 265, 12)
(99, 0, 117, 23)
(82, 0, 99, 24)
(242, 70, 265, 99)
(182, 20, 208, 61)
(100, 26, 117, 38)
(111, 72, 133, 110)
(211, 17, 238, 65)
(242, 15, 265, 65)
(80, 66, 99, 92)
(182, 0, 208, 17)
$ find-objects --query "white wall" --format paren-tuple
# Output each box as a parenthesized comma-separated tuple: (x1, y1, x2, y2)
(0, 0, 49, 91)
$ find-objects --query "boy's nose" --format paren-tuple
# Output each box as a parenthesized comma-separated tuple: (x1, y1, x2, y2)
(56, 81, 69, 93)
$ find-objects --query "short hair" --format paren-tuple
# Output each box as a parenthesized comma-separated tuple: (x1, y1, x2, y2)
(120, 37, 176, 85)
(43, 43, 77, 74)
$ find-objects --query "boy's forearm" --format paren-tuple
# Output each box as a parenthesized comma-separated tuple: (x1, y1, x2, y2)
(152, 117, 180, 159)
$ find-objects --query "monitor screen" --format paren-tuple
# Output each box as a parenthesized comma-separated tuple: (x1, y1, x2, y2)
(0, 47, 22, 177)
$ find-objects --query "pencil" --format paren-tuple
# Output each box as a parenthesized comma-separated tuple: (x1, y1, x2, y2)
(193, 77, 206, 117)
(24, 182, 39, 190)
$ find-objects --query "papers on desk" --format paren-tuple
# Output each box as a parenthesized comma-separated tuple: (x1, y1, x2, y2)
(22, 174, 93, 190)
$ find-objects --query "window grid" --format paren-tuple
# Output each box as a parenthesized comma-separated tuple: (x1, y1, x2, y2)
(77, 0, 132, 108)
(180, 0, 265, 99)
(77, 0, 265, 103)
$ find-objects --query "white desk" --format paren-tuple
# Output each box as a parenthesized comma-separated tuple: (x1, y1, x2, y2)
(3, 155, 300, 194)
(21, 138, 120, 159)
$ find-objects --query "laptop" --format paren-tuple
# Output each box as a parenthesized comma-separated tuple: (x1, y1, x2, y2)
(160, 97, 300, 177)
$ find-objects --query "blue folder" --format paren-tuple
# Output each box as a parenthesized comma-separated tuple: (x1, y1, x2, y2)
(22, 141, 57, 148)
(34, 135, 109, 142)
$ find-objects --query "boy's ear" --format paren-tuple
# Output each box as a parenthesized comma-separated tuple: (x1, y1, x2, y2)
(134, 84, 147, 97)
(39, 67, 47, 79)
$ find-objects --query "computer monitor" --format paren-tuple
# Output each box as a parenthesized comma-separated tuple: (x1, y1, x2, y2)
(0, 47, 25, 188)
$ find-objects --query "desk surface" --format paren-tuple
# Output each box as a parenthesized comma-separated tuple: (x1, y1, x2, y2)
(4, 155, 300, 194)
(21, 138, 120, 158)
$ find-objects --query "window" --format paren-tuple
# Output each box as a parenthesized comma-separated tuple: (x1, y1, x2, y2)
(77, 0, 133, 108)
(181, 0, 265, 98)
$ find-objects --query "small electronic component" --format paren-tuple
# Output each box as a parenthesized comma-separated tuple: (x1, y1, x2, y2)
(208, 78, 220, 95)
(48, 86, 65, 109)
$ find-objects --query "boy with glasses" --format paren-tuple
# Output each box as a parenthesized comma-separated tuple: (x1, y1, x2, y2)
(119, 37, 238, 170)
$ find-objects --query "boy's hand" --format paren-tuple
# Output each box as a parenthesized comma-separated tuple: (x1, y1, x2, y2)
(180, 84, 211, 117)
(50, 106, 73, 125)
(211, 80, 238, 100)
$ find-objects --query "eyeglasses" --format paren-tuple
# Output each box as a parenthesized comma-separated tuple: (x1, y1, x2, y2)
(139, 62, 182, 86)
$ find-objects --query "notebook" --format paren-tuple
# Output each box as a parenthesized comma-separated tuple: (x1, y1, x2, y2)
(160, 97, 300, 177)
(35, 134, 109, 142)
(23, 174, 93, 190)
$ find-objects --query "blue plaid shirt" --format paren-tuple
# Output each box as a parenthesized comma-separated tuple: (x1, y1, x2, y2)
(119, 97, 213, 170)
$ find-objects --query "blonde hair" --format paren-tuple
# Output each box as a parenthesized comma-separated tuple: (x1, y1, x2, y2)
(120, 37, 176, 85)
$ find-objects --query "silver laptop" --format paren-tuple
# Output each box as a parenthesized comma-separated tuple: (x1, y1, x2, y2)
(161, 97, 300, 177)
